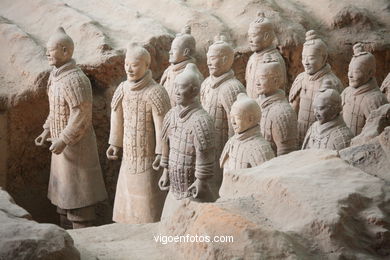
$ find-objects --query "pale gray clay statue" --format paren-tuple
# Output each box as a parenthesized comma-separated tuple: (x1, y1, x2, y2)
(107, 44, 171, 223)
(200, 35, 245, 195)
(160, 25, 203, 107)
(302, 85, 353, 151)
(289, 30, 343, 145)
(220, 93, 275, 172)
(246, 12, 287, 98)
(159, 64, 216, 219)
(341, 43, 388, 136)
(256, 56, 298, 156)
(35, 27, 107, 229)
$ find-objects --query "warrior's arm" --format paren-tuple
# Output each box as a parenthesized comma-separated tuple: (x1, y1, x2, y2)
(152, 109, 165, 155)
(195, 146, 215, 180)
(60, 102, 91, 145)
(109, 102, 124, 148)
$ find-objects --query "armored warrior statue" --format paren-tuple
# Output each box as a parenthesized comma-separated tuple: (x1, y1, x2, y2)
(107, 44, 171, 224)
(256, 56, 298, 156)
(200, 35, 245, 194)
(159, 64, 215, 218)
(160, 25, 203, 107)
(246, 12, 287, 98)
(35, 27, 107, 229)
(289, 30, 343, 145)
(302, 86, 353, 150)
(220, 93, 275, 172)
(380, 72, 390, 102)
(341, 43, 388, 136)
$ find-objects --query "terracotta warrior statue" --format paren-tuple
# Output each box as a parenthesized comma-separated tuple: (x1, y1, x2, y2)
(341, 43, 388, 136)
(289, 30, 343, 145)
(35, 27, 107, 229)
(220, 93, 275, 172)
(200, 35, 245, 194)
(107, 44, 171, 224)
(302, 85, 353, 150)
(160, 25, 203, 107)
(380, 72, 390, 102)
(159, 64, 215, 218)
(246, 12, 287, 98)
(256, 55, 298, 156)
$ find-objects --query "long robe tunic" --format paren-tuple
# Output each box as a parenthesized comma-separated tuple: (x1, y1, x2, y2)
(44, 60, 107, 210)
(109, 70, 171, 223)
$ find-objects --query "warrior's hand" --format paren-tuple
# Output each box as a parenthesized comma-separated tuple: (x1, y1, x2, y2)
(106, 145, 120, 160)
(48, 138, 66, 154)
(152, 154, 161, 171)
(188, 179, 209, 199)
(34, 130, 50, 146)
(158, 169, 170, 191)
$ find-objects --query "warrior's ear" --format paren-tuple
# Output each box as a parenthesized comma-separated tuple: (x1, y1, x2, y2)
(263, 31, 270, 41)
(183, 47, 191, 57)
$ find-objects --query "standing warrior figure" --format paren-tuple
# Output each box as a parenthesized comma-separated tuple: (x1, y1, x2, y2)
(256, 56, 298, 156)
(35, 27, 107, 229)
(107, 44, 171, 224)
(160, 25, 203, 107)
(200, 35, 245, 194)
(341, 43, 388, 136)
(246, 12, 287, 98)
(159, 64, 215, 218)
(220, 93, 275, 172)
(302, 86, 353, 151)
(380, 72, 390, 102)
(289, 30, 343, 145)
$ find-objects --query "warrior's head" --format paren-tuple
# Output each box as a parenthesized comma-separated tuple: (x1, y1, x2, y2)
(348, 43, 376, 88)
(302, 30, 328, 75)
(207, 35, 234, 77)
(248, 12, 276, 52)
(169, 25, 196, 64)
(125, 44, 151, 82)
(313, 81, 342, 124)
(174, 64, 202, 107)
(255, 54, 283, 97)
(230, 93, 261, 134)
(46, 27, 74, 68)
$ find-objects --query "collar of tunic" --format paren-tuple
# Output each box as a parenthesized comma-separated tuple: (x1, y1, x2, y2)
(315, 115, 344, 136)
(258, 89, 287, 109)
(51, 59, 77, 80)
(254, 45, 277, 57)
(234, 125, 261, 141)
(171, 57, 196, 72)
(350, 78, 379, 96)
(127, 70, 153, 91)
(208, 70, 235, 89)
(306, 63, 331, 81)
(177, 101, 202, 122)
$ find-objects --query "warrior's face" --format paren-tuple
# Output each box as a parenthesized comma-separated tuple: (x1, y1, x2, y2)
(174, 77, 197, 107)
(125, 56, 148, 82)
(207, 47, 229, 77)
(248, 27, 268, 52)
(169, 38, 188, 64)
(46, 40, 70, 68)
(348, 60, 371, 89)
(302, 46, 326, 75)
(231, 107, 253, 134)
(313, 97, 336, 125)
(255, 69, 278, 97)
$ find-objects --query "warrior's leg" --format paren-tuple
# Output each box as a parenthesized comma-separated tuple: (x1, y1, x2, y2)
(57, 207, 72, 229)
(67, 205, 96, 229)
